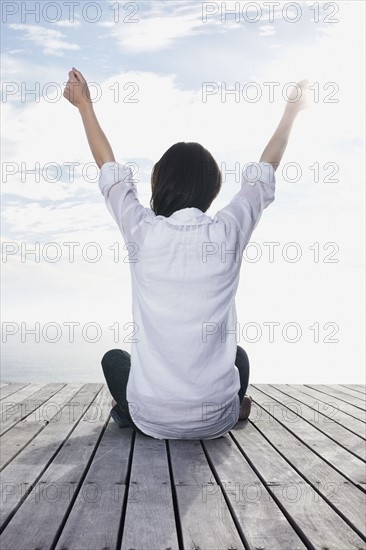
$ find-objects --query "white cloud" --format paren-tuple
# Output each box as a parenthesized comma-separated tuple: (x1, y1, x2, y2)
(98, 2, 234, 53)
(54, 19, 81, 28)
(8, 24, 80, 56)
(97, 21, 115, 28)
(98, 15, 195, 52)
(1, 201, 105, 236)
(259, 25, 275, 36)
(0, 54, 73, 110)
(6, 49, 25, 54)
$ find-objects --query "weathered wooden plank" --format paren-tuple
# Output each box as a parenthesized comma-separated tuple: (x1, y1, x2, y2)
(169, 440, 245, 549)
(55, 422, 133, 550)
(0, 384, 29, 401)
(250, 386, 365, 488)
(0, 383, 65, 435)
(340, 384, 366, 396)
(231, 415, 366, 549)
(1, 383, 47, 435)
(253, 385, 366, 461)
(248, 386, 366, 537)
(0, 383, 102, 528)
(326, 385, 366, 403)
(288, 384, 366, 423)
(121, 434, 179, 550)
(0, 383, 46, 411)
(270, 384, 366, 438)
(1, 423, 46, 472)
(0, 384, 110, 550)
(203, 435, 307, 549)
(306, 385, 366, 411)
(0, 384, 84, 470)
(327, 386, 366, 407)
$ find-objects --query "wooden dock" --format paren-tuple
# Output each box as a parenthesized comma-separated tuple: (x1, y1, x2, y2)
(0, 382, 365, 550)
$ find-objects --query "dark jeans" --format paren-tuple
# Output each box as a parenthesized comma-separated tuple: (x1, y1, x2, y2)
(101, 345, 250, 435)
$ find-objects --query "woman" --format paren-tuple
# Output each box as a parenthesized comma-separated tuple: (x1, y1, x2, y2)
(64, 68, 308, 440)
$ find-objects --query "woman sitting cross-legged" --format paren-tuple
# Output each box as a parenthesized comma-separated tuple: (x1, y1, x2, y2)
(64, 68, 308, 440)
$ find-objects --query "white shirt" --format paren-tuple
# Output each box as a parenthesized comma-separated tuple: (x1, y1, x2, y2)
(98, 160, 276, 439)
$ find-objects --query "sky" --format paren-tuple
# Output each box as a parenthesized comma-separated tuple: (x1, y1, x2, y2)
(1, 0, 365, 383)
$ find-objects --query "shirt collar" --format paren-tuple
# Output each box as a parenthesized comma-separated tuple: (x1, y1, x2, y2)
(161, 207, 212, 226)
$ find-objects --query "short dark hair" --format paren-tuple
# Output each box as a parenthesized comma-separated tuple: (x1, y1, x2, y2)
(150, 142, 222, 217)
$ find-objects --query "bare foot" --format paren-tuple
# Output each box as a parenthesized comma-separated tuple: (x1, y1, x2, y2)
(239, 395, 252, 420)
(111, 399, 117, 407)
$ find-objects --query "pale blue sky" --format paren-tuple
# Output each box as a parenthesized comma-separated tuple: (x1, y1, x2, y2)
(1, 1, 365, 382)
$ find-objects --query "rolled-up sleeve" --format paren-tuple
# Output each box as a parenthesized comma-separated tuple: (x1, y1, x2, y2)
(98, 161, 149, 243)
(214, 161, 276, 249)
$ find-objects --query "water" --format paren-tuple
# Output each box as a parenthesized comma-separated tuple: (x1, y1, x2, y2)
(1, 340, 121, 383)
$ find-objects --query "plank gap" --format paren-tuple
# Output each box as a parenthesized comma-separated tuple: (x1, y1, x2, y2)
(229, 430, 316, 550)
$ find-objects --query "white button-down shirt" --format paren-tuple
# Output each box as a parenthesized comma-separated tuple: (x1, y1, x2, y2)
(99, 160, 276, 439)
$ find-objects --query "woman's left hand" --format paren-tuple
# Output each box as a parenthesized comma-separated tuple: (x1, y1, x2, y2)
(63, 67, 91, 109)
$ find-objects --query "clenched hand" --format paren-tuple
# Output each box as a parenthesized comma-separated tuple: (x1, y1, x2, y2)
(63, 67, 91, 110)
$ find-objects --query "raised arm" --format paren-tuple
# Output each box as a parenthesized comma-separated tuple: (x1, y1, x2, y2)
(63, 68, 115, 168)
(259, 79, 309, 171)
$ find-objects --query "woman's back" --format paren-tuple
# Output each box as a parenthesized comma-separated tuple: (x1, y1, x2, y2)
(98, 159, 276, 439)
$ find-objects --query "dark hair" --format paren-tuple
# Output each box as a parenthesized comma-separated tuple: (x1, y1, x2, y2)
(150, 142, 222, 217)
